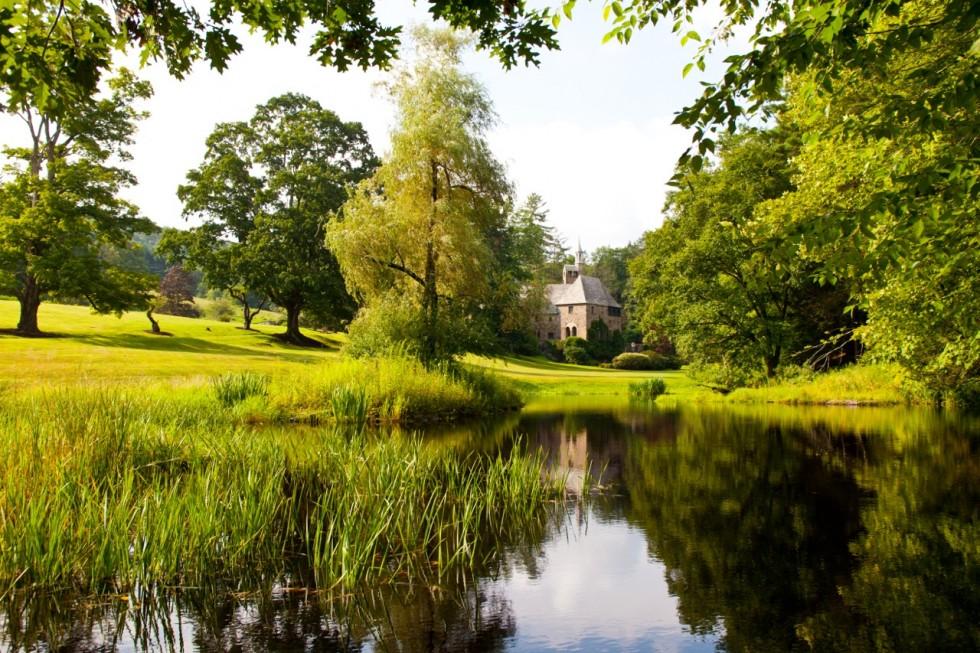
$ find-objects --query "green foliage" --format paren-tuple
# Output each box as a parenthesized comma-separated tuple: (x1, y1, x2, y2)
(628, 378, 666, 398)
(0, 1, 562, 121)
(761, 15, 979, 397)
(202, 295, 236, 322)
(582, 319, 626, 362)
(644, 351, 683, 371)
(170, 93, 376, 343)
(612, 353, 653, 370)
(328, 30, 513, 365)
(630, 129, 857, 381)
(562, 344, 592, 366)
(603, 0, 977, 181)
(586, 242, 640, 304)
(211, 372, 270, 407)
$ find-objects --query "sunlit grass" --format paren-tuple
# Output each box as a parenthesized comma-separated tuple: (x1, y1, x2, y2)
(0, 300, 342, 387)
(725, 364, 917, 405)
(0, 387, 561, 594)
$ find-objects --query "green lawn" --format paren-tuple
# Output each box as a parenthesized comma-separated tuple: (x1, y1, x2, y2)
(0, 300, 691, 398)
(0, 300, 341, 386)
(0, 300, 908, 405)
(466, 354, 703, 398)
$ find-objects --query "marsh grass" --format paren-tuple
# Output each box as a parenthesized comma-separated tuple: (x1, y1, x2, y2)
(212, 372, 270, 407)
(629, 378, 667, 399)
(272, 357, 522, 424)
(0, 386, 560, 595)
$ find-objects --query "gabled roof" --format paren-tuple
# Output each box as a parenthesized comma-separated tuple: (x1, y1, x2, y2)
(545, 275, 621, 308)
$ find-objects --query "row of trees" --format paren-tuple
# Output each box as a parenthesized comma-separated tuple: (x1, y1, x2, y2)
(0, 12, 565, 358)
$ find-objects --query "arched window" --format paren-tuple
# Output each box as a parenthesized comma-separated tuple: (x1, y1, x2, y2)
(571, 325, 577, 337)
(565, 326, 571, 338)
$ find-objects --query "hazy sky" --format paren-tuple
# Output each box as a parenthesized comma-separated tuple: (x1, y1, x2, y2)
(0, 1, 749, 250)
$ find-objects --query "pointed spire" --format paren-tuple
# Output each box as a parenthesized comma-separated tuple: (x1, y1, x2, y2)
(575, 239, 585, 268)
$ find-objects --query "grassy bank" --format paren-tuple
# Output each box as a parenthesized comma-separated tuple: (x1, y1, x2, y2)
(724, 364, 916, 406)
(0, 387, 561, 594)
(233, 358, 521, 424)
(468, 355, 701, 398)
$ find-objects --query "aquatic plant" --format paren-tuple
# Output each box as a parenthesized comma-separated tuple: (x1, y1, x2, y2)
(0, 387, 559, 595)
(211, 372, 270, 406)
(629, 378, 667, 399)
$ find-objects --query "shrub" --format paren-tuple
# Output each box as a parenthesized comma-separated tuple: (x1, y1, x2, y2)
(563, 345, 592, 365)
(629, 378, 667, 399)
(212, 372, 270, 407)
(539, 339, 562, 361)
(612, 353, 653, 370)
(203, 297, 236, 322)
(644, 351, 683, 371)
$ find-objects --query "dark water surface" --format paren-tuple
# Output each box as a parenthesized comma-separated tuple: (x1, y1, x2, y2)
(3, 400, 979, 652)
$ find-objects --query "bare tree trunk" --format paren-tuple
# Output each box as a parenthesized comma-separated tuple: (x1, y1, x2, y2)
(16, 274, 42, 335)
(146, 306, 161, 334)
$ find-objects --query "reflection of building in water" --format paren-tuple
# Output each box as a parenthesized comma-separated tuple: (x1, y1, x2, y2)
(522, 409, 681, 494)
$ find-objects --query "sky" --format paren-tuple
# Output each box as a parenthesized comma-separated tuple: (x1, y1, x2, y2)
(0, 1, 749, 250)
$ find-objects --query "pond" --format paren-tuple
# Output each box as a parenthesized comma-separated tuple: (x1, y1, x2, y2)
(3, 399, 978, 652)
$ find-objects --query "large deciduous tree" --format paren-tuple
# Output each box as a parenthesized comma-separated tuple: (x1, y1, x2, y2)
(172, 93, 376, 345)
(629, 129, 858, 384)
(0, 58, 155, 336)
(327, 29, 513, 365)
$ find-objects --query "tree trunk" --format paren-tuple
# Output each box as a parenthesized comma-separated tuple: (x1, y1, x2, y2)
(284, 304, 303, 344)
(146, 307, 161, 334)
(765, 350, 780, 378)
(242, 303, 255, 330)
(420, 159, 440, 367)
(16, 274, 42, 335)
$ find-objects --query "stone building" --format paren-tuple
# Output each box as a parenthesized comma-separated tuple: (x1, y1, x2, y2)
(536, 246, 623, 342)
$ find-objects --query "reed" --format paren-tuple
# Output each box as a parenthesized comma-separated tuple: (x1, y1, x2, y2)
(211, 372, 270, 407)
(629, 378, 667, 399)
(0, 386, 559, 595)
(271, 357, 522, 424)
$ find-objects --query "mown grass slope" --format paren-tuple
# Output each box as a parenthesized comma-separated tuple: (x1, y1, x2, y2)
(0, 300, 341, 386)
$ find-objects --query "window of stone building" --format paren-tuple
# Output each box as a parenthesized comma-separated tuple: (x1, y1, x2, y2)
(567, 305, 573, 314)
(608, 306, 621, 317)
(571, 325, 577, 336)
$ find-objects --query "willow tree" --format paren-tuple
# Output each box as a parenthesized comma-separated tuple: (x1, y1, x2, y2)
(327, 29, 512, 365)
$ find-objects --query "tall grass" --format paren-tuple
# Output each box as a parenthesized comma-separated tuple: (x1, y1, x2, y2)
(271, 357, 522, 424)
(212, 372, 269, 407)
(629, 378, 667, 399)
(0, 386, 558, 595)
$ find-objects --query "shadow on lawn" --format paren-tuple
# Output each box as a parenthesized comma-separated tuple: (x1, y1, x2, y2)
(67, 329, 339, 359)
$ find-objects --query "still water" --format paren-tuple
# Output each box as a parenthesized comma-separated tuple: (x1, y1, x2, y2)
(3, 400, 978, 652)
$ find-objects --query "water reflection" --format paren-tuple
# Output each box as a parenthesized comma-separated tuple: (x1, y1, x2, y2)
(2, 401, 978, 652)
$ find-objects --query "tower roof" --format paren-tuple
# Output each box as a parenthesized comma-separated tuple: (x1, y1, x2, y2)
(545, 274, 620, 308)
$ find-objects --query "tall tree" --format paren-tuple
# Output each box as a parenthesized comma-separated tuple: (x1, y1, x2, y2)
(327, 29, 513, 365)
(629, 129, 857, 383)
(0, 61, 155, 335)
(587, 242, 640, 305)
(172, 94, 376, 344)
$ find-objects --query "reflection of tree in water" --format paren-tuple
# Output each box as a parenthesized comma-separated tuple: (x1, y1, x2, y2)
(1, 580, 517, 652)
(620, 406, 980, 652)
